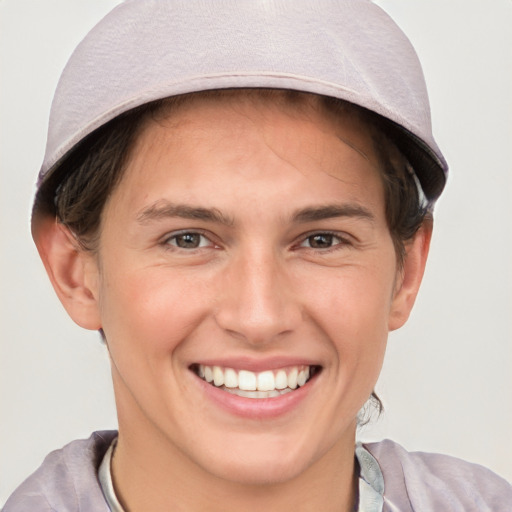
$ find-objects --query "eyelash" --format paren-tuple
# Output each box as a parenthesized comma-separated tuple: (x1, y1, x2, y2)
(161, 230, 352, 253)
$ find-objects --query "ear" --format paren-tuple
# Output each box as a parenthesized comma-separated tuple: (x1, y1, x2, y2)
(32, 214, 102, 330)
(388, 218, 433, 331)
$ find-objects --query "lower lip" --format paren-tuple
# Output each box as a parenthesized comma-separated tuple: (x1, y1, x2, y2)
(194, 373, 316, 419)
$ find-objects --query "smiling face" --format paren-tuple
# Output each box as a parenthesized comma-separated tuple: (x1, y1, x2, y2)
(70, 93, 419, 491)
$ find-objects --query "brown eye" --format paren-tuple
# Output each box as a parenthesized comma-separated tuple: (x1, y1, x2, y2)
(168, 232, 209, 249)
(307, 234, 336, 249)
(299, 232, 349, 250)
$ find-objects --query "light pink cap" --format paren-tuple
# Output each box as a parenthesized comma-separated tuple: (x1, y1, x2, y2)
(39, 0, 448, 200)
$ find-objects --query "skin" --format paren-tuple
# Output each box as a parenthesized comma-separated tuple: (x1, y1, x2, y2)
(34, 94, 431, 511)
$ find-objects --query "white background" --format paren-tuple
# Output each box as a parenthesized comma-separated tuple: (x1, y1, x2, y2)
(1, 0, 511, 504)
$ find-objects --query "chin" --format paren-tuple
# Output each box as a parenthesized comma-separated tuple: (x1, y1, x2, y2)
(192, 432, 325, 486)
(209, 455, 308, 487)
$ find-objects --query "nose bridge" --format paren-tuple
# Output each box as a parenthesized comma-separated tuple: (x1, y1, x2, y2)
(215, 244, 300, 343)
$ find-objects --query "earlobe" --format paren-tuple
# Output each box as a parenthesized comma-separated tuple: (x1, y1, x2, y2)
(388, 219, 433, 331)
(32, 214, 102, 330)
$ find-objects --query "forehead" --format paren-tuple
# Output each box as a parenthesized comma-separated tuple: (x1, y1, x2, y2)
(129, 91, 384, 176)
(108, 91, 387, 220)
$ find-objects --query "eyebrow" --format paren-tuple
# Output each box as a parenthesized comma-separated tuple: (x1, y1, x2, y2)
(136, 201, 374, 226)
(137, 201, 234, 226)
(291, 204, 375, 223)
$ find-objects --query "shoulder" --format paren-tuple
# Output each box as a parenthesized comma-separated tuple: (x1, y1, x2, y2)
(364, 439, 512, 512)
(2, 430, 117, 512)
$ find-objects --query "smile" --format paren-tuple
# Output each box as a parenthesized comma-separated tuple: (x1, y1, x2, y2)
(192, 364, 320, 399)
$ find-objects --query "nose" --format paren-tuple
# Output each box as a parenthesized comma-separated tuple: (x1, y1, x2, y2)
(214, 247, 302, 345)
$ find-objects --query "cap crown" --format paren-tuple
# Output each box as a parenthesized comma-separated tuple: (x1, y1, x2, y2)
(41, 0, 447, 199)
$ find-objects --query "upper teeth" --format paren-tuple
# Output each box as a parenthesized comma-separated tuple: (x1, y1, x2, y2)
(197, 365, 311, 392)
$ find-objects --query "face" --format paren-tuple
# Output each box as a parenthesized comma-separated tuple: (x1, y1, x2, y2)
(87, 95, 404, 484)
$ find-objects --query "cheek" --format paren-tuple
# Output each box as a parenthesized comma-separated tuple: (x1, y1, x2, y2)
(96, 263, 217, 424)
(97, 262, 212, 359)
(295, 258, 395, 378)
(303, 260, 395, 327)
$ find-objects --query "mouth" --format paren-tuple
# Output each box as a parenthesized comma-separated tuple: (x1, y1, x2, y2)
(190, 364, 322, 399)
